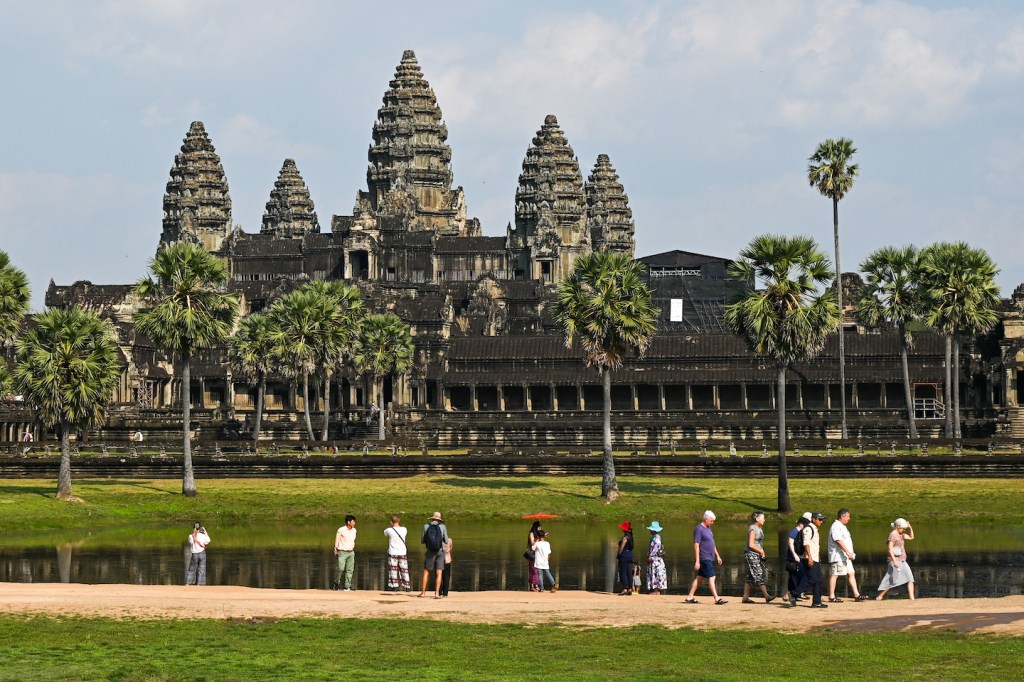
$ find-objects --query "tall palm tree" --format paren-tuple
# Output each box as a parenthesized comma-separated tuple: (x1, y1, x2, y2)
(134, 243, 239, 497)
(353, 313, 414, 441)
(12, 308, 122, 500)
(725, 234, 839, 513)
(555, 251, 659, 502)
(857, 246, 923, 439)
(307, 280, 365, 441)
(808, 137, 859, 440)
(0, 250, 30, 350)
(919, 242, 1000, 439)
(268, 286, 340, 440)
(228, 313, 279, 441)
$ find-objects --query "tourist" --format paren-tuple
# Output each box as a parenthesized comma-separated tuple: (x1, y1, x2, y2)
(876, 518, 916, 601)
(828, 508, 868, 602)
(333, 514, 357, 591)
(527, 520, 543, 592)
(532, 530, 556, 592)
(185, 522, 210, 586)
(741, 511, 774, 603)
(419, 511, 449, 598)
(384, 514, 410, 591)
(616, 521, 634, 596)
(784, 513, 811, 602)
(685, 511, 725, 604)
(440, 535, 453, 597)
(646, 521, 667, 596)
(791, 511, 827, 608)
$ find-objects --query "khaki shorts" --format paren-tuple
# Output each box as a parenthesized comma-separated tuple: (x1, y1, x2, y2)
(830, 557, 854, 576)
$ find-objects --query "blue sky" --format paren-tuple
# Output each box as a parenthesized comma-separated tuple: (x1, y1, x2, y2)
(3, 0, 1024, 308)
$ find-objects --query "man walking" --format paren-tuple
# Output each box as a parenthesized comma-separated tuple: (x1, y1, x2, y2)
(828, 508, 868, 602)
(384, 514, 411, 591)
(784, 513, 810, 603)
(684, 510, 726, 604)
(419, 511, 448, 598)
(333, 514, 357, 591)
(792, 511, 827, 608)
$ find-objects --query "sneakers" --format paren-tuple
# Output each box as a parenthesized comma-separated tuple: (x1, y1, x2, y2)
(810, 603, 828, 608)
(331, 582, 340, 591)
(342, 587, 354, 592)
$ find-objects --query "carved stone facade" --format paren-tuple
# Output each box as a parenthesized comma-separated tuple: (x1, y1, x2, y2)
(586, 154, 635, 254)
(261, 159, 320, 239)
(159, 121, 232, 252)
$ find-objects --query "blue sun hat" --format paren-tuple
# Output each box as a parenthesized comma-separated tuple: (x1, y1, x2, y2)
(647, 521, 664, 533)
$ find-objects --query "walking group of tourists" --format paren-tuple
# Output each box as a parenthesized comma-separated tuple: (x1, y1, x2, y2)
(184, 509, 918, 603)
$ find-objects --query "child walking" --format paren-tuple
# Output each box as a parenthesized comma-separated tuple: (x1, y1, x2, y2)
(532, 530, 557, 593)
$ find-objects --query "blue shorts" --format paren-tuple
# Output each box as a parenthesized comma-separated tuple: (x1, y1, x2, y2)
(698, 559, 716, 578)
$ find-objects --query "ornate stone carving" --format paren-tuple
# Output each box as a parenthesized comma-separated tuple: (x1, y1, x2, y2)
(160, 121, 232, 252)
(585, 153, 635, 256)
(261, 159, 320, 238)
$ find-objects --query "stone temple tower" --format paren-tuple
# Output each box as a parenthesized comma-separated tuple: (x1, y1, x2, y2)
(510, 114, 591, 283)
(159, 121, 232, 252)
(354, 50, 477, 236)
(261, 159, 320, 238)
(585, 154, 635, 256)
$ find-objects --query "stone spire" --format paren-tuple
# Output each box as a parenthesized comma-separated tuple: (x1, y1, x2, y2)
(160, 121, 232, 252)
(355, 50, 475, 235)
(585, 154, 635, 256)
(511, 115, 589, 282)
(261, 159, 320, 238)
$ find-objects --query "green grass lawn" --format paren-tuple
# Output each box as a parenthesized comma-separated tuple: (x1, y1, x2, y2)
(0, 616, 1018, 681)
(2, 476, 1023, 536)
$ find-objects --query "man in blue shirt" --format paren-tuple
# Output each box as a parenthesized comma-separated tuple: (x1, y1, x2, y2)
(684, 510, 726, 604)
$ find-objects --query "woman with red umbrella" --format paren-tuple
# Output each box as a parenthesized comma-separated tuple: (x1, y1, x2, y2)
(526, 520, 542, 591)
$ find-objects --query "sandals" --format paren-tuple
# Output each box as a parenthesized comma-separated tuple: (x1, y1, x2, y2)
(715, 598, 728, 605)
(855, 594, 870, 602)
(683, 598, 699, 604)
(828, 597, 844, 603)
(741, 598, 756, 604)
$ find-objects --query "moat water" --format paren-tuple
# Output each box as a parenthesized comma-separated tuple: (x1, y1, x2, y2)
(2, 520, 1021, 598)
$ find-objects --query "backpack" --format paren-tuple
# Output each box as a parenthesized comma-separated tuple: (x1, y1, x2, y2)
(424, 523, 444, 552)
(794, 525, 814, 558)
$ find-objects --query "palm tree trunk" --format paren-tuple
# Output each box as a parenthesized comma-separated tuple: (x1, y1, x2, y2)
(899, 325, 918, 439)
(776, 365, 791, 513)
(321, 372, 331, 441)
(952, 334, 962, 440)
(377, 378, 386, 441)
(181, 356, 197, 497)
(301, 369, 314, 441)
(833, 195, 848, 440)
(943, 335, 953, 438)
(56, 422, 73, 501)
(601, 367, 619, 501)
(253, 374, 265, 441)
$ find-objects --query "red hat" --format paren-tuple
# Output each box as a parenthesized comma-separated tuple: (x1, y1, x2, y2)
(618, 521, 632, 532)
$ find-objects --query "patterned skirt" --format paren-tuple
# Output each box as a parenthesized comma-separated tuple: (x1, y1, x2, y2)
(647, 557, 667, 591)
(745, 552, 767, 586)
(387, 555, 410, 590)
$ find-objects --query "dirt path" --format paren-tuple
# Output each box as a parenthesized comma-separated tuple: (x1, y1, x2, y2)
(1, 583, 1022, 635)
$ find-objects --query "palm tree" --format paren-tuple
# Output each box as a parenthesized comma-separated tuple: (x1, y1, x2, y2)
(725, 234, 839, 513)
(228, 313, 278, 441)
(353, 313, 414, 440)
(133, 243, 239, 497)
(12, 308, 122, 500)
(307, 280, 365, 440)
(808, 138, 859, 440)
(0, 250, 30, 350)
(268, 286, 339, 441)
(857, 246, 923, 439)
(555, 251, 659, 502)
(919, 242, 1000, 439)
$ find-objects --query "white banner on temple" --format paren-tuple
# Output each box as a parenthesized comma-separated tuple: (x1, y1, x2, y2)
(670, 299, 683, 322)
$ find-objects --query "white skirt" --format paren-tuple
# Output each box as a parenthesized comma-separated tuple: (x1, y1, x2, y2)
(877, 561, 914, 590)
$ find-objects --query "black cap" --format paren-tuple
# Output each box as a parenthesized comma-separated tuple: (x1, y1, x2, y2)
(811, 512, 826, 520)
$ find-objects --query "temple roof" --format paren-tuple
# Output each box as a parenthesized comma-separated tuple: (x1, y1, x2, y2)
(639, 250, 733, 268)
(514, 114, 586, 239)
(435, 236, 507, 254)
(261, 159, 319, 238)
(585, 154, 634, 255)
(160, 121, 232, 251)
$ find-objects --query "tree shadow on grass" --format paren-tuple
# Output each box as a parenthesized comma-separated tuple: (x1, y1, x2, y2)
(0, 485, 53, 498)
(619, 481, 762, 511)
(434, 478, 542, 490)
(77, 480, 177, 495)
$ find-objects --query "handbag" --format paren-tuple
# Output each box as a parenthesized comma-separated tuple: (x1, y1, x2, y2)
(523, 549, 536, 561)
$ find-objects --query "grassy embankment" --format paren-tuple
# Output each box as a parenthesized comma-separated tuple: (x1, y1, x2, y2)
(0, 616, 1021, 681)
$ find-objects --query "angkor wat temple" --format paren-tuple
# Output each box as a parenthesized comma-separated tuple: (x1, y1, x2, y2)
(14, 50, 1022, 446)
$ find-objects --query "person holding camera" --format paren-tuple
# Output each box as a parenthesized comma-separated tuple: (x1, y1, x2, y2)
(186, 522, 211, 585)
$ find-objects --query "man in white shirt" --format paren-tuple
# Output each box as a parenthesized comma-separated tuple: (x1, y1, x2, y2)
(384, 515, 410, 591)
(333, 515, 357, 591)
(186, 522, 211, 586)
(828, 508, 867, 602)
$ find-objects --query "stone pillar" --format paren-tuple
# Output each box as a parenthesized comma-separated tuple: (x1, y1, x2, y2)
(712, 385, 720, 410)
(825, 383, 832, 410)
(288, 384, 297, 410)
(686, 385, 693, 411)
(226, 372, 236, 409)
(443, 386, 451, 411)
(851, 383, 859, 409)
(472, 384, 479, 412)
(658, 384, 666, 411)
(198, 378, 205, 408)
(578, 384, 585, 411)
(524, 383, 532, 411)
(498, 385, 506, 412)
(631, 385, 638, 411)
(741, 383, 748, 410)
(551, 383, 559, 412)
(880, 382, 887, 409)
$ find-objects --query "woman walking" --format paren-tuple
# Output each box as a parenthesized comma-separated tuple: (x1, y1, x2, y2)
(527, 521, 542, 592)
(616, 521, 634, 595)
(876, 518, 916, 600)
(440, 536, 453, 597)
(646, 521, 667, 595)
(741, 511, 774, 603)
(186, 522, 210, 586)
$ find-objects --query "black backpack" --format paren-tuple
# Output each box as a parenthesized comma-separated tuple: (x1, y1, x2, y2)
(424, 523, 444, 552)
(794, 525, 814, 558)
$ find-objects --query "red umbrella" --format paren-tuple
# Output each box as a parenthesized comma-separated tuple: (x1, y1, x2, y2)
(522, 513, 559, 519)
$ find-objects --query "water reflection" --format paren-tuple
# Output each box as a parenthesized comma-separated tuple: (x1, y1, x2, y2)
(1, 520, 1021, 598)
